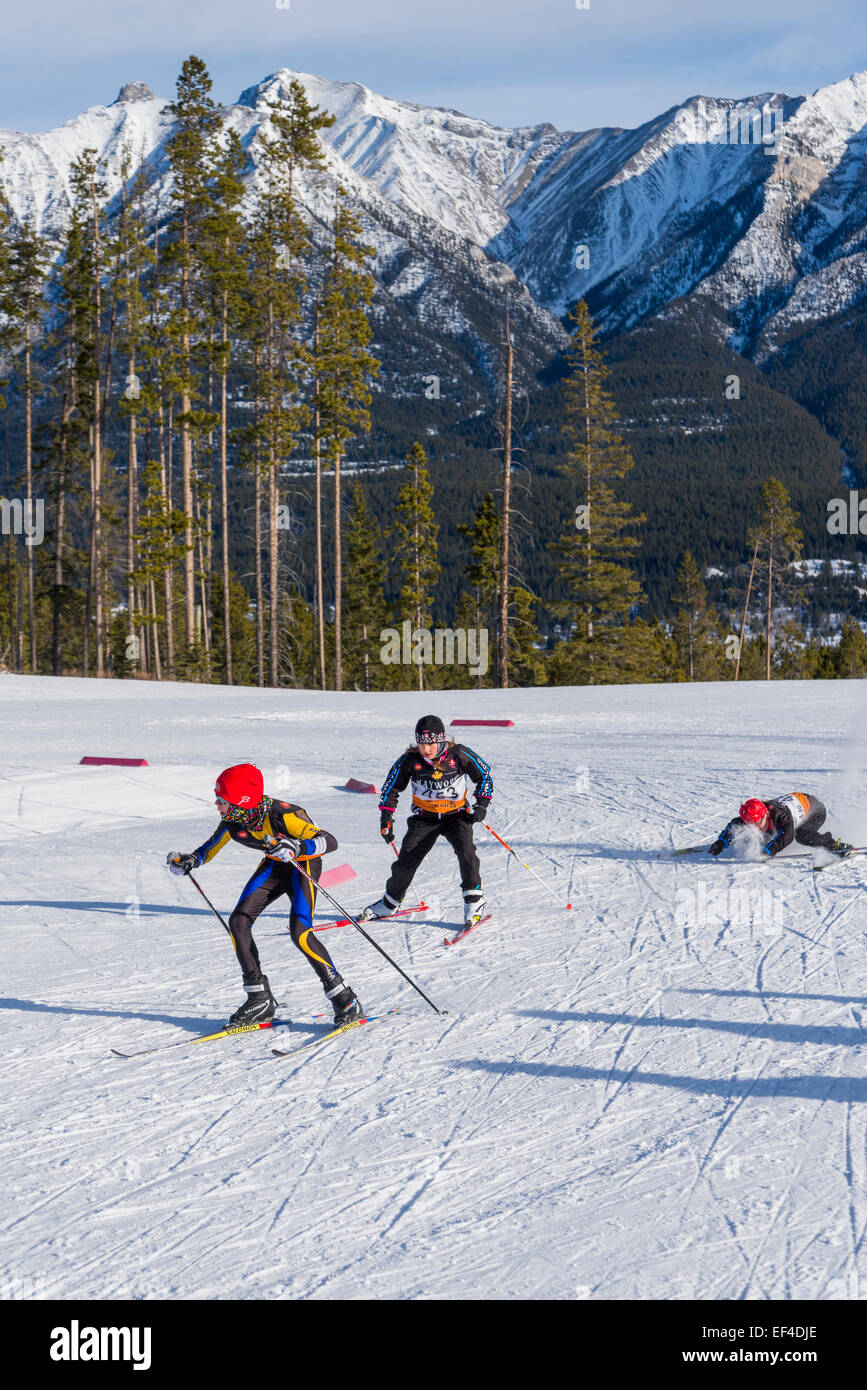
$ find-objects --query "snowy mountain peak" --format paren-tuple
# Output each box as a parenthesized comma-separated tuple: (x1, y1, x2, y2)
(2, 63, 867, 354)
(112, 82, 158, 106)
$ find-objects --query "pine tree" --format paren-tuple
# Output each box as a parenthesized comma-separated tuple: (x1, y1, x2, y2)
(115, 154, 154, 676)
(200, 129, 247, 684)
(834, 618, 867, 677)
(132, 460, 189, 678)
(671, 551, 723, 681)
(392, 441, 441, 692)
(163, 56, 221, 658)
(750, 478, 803, 681)
(550, 300, 646, 685)
(67, 150, 111, 677)
(7, 219, 50, 671)
(457, 492, 500, 632)
(455, 492, 544, 689)
(246, 83, 331, 686)
(343, 484, 390, 691)
(316, 188, 379, 691)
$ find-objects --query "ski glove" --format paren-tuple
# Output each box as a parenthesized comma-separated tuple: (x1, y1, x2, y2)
(167, 851, 197, 875)
(267, 837, 302, 863)
(708, 840, 726, 857)
(469, 800, 490, 824)
(380, 811, 395, 844)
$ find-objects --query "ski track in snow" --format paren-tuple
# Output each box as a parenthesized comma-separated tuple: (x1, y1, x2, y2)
(0, 676, 866, 1300)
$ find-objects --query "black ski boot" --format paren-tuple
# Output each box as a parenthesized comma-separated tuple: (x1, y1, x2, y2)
(227, 974, 276, 1028)
(324, 979, 364, 1025)
(831, 839, 854, 857)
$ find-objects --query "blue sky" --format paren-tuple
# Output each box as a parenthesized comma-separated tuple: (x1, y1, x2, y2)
(4, 0, 867, 133)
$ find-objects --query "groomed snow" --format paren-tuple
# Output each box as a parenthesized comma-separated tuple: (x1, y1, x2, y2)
(1, 674, 865, 1301)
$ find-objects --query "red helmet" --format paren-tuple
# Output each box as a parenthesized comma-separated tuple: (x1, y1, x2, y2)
(214, 763, 264, 808)
(740, 798, 769, 826)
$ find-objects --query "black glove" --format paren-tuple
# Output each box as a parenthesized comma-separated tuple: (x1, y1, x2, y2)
(470, 800, 489, 824)
(380, 810, 395, 844)
(708, 840, 726, 857)
(167, 851, 197, 876)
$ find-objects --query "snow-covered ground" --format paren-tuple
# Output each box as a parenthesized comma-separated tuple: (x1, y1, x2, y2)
(1, 674, 865, 1302)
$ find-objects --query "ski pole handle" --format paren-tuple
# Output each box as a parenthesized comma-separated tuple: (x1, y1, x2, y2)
(485, 824, 572, 910)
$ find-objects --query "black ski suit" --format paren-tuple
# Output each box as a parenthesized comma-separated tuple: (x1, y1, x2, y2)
(191, 797, 342, 988)
(379, 743, 493, 901)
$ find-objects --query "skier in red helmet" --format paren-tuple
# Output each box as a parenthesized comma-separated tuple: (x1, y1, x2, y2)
(167, 763, 362, 1027)
(708, 792, 852, 858)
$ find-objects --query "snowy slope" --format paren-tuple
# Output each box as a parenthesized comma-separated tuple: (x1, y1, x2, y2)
(1, 674, 866, 1301)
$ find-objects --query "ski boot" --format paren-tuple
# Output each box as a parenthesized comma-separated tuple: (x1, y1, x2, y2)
(324, 979, 364, 1025)
(226, 974, 276, 1028)
(462, 887, 487, 927)
(830, 839, 854, 857)
(357, 892, 401, 922)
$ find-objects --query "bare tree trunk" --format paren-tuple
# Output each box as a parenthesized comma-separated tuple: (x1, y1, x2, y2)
(23, 322, 36, 672)
(91, 171, 105, 678)
(5, 417, 18, 672)
(766, 540, 774, 682)
(159, 400, 176, 677)
(269, 456, 278, 686)
(254, 464, 265, 688)
(334, 452, 343, 692)
(220, 295, 233, 684)
(17, 569, 24, 673)
(127, 352, 138, 662)
(180, 205, 196, 652)
(193, 478, 211, 658)
(735, 536, 759, 682)
(498, 315, 513, 689)
(149, 576, 162, 680)
(52, 348, 74, 677)
(314, 305, 326, 690)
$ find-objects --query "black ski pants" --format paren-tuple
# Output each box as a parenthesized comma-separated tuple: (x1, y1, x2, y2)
(385, 812, 481, 901)
(794, 799, 835, 851)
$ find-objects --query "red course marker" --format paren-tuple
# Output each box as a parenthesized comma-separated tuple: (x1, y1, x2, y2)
(80, 756, 149, 767)
(450, 720, 514, 727)
(320, 864, 358, 889)
(343, 778, 378, 793)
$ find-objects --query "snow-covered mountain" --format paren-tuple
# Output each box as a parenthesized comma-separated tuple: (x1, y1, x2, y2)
(1, 66, 866, 369)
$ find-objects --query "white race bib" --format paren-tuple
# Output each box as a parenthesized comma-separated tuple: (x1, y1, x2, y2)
(775, 793, 808, 828)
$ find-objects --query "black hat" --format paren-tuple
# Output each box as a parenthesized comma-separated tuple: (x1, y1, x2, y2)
(415, 714, 445, 740)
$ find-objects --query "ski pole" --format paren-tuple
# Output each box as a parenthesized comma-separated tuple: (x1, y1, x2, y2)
(485, 824, 572, 910)
(188, 872, 238, 954)
(271, 850, 445, 1015)
(391, 840, 424, 908)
